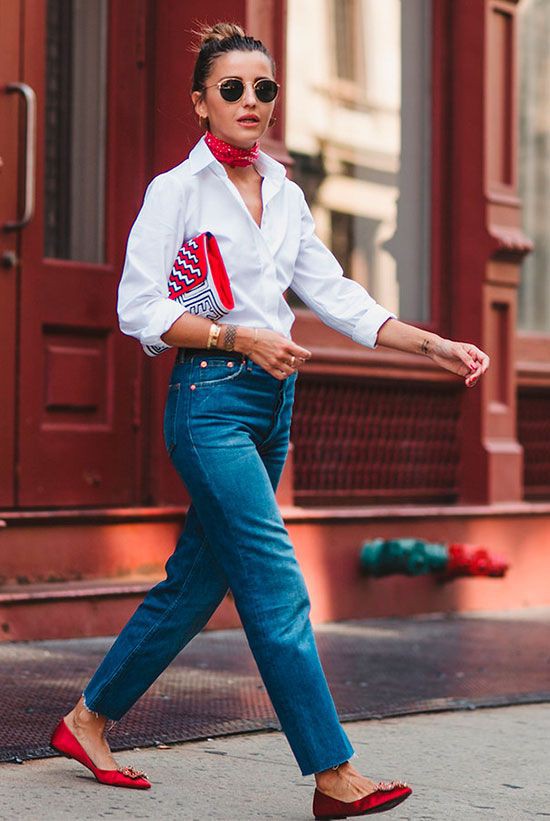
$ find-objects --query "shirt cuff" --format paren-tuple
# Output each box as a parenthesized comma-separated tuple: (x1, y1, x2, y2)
(351, 305, 397, 349)
(139, 300, 188, 346)
(141, 341, 172, 357)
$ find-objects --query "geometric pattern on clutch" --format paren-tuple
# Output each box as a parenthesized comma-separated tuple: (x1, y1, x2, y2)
(166, 231, 234, 322)
(168, 238, 206, 298)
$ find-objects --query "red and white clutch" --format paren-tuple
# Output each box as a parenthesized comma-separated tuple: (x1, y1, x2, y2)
(143, 231, 234, 357)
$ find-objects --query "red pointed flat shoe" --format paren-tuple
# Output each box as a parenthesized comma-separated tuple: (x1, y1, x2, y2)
(313, 780, 412, 819)
(50, 717, 151, 789)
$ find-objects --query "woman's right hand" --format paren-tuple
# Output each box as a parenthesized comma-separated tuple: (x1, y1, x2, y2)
(237, 327, 312, 380)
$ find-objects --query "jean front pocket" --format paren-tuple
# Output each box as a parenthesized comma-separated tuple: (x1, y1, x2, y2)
(193, 356, 246, 387)
(163, 382, 181, 454)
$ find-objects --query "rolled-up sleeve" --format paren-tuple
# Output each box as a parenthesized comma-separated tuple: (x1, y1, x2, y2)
(290, 190, 397, 348)
(117, 173, 187, 355)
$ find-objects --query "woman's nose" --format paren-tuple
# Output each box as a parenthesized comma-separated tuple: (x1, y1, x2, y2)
(242, 83, 257, 105)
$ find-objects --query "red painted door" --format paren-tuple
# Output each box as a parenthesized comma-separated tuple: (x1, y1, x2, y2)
(2, 0, 148, 507)
(0, 0, 21, 507)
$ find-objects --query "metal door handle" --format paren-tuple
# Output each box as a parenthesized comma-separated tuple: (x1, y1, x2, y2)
(3, 82, 37, 231)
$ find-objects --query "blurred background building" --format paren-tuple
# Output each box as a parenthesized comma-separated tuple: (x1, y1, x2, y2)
(1, 0, 549, 640)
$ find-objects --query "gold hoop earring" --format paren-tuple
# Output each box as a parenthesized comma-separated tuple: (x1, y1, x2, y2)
(268, 115, 277, 128)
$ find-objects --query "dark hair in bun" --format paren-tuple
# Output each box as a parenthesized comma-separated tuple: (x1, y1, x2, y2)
(190, 20, 276, 96)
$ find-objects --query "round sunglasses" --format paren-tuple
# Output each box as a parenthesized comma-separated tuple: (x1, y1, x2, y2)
(203, 77, 280, 104)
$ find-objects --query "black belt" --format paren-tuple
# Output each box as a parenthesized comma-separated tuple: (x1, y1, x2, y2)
(175, 347, 246, 364)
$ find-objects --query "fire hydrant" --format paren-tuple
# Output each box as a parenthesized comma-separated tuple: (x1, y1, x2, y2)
(360, 538, 508, 581)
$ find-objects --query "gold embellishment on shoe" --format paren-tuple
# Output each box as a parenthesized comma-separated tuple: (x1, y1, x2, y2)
(116, 765, 147, 779)
(375, 780, 409, 791)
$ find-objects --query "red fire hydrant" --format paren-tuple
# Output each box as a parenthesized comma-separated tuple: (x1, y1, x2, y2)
(441, 543, 509, 580)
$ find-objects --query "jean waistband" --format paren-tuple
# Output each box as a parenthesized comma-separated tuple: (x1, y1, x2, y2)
(175, 347, 246, 365)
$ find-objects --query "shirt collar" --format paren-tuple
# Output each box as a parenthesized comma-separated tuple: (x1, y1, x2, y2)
(188, 134, 287, 187)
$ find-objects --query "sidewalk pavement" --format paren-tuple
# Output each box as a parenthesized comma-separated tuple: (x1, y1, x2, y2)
(1, 702, 548, 820)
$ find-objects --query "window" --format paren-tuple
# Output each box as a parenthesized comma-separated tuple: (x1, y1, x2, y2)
(285, 0, 432, 323)
(518, 0, 550, 332)
(332, 0, 362, 84)
(44, 0, 108, 263)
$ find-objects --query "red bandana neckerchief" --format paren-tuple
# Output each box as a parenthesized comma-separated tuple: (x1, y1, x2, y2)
(204, 130, 260, 168)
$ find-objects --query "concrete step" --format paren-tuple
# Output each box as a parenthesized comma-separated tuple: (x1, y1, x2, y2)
(0, 576, 239, 641)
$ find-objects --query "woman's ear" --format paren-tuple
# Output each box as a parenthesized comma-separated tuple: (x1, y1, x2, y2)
(191, 90, 207, 121)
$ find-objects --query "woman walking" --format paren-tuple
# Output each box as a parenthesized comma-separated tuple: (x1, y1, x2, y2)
(50, 21, 489, 818)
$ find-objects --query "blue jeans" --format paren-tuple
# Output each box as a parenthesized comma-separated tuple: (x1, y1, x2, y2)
(82, 349, 355, 776)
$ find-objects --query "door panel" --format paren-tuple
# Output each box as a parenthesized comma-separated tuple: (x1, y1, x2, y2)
(14, 0, 147, 507)
(0, 0, 22, 507)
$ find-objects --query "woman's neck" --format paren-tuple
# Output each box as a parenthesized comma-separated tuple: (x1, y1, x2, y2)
(225, 163, 262, 184)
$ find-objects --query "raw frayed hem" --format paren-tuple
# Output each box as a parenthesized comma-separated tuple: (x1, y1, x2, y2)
(303, 750, 358, 777)
(81, 692, 99, 718)
(329, 751, 358, 771)
(81, 692, 118, 734)
(335, 751, 358, 766)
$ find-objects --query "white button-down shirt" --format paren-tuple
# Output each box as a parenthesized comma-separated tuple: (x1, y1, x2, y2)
(117, 134, 396, 356)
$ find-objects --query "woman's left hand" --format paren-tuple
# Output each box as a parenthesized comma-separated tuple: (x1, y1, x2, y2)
(429, 337, 490, 388)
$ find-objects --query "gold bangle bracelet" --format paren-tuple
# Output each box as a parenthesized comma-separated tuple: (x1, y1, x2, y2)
(206, 323, 215, 349)
(206, 323, 221, 349)
(212, 324, 221, 348)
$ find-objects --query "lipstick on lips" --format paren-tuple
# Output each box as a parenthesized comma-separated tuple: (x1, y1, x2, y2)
(237, 114, 260, 127)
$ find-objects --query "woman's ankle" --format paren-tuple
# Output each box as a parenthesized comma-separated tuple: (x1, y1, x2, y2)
(69, 696, 108, 732)
(315, 760, 352, 788)
(80, 693, 101, 717)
